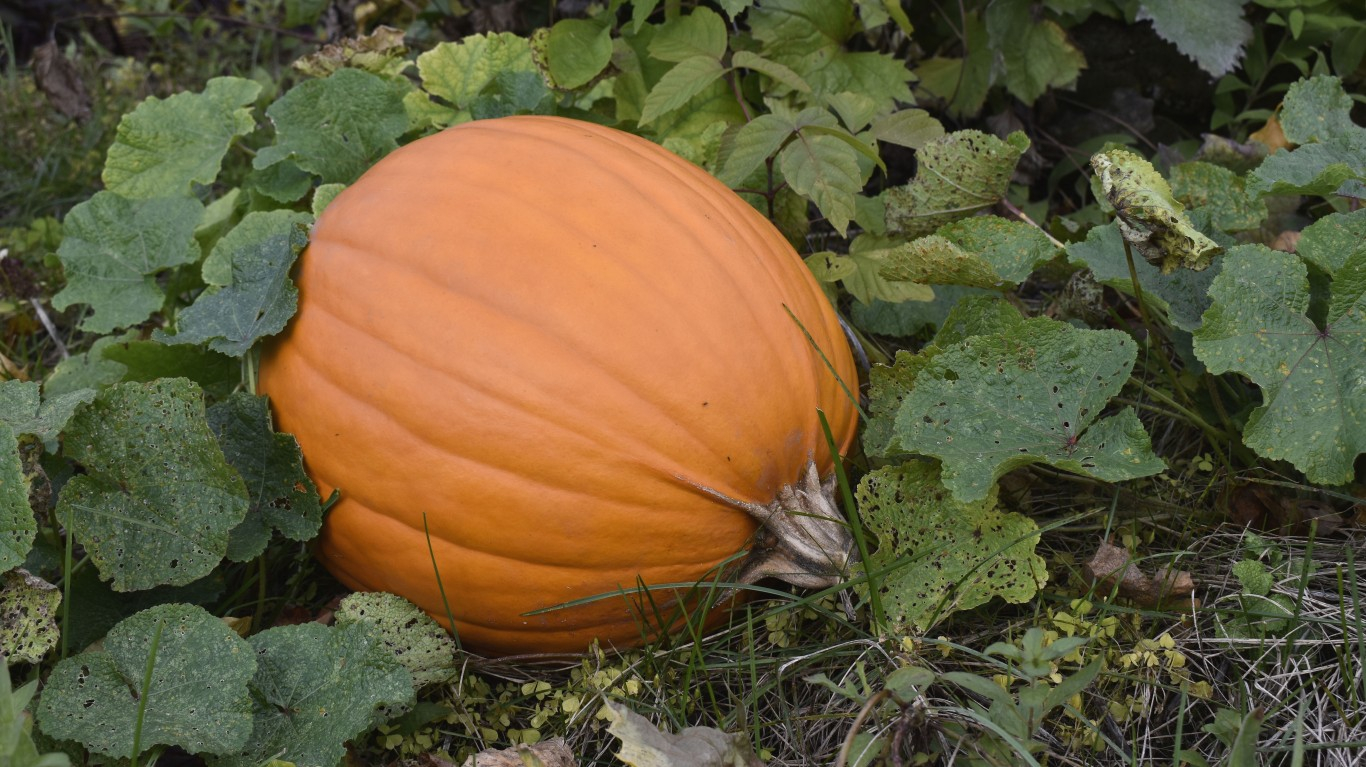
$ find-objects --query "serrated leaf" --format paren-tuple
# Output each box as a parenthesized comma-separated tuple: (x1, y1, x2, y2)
(648, 7, 727, 62)
(213, 622, 414, 767)
(103, 77, 261, 199)
(639, 55, 726, 126)
(58, 379, 249, 591)
(1231, 559, 1274, 597)
(418, 33, 539, 118)
(52, 193, 204, 333)
(254, 69, 407, 185)
(334, 593, 458, 689)
(207, 393, 322, 563)
(37, 604, 256, 758)
(718, 114, 791, 187)
(1136, 0, 1251, 77)
(1279, 75, 1358, 145)
(778, 132, 861, 236)
(894, 317, 1164, 502)
(1092, 148, 1222, 273)
(0, 570, 60, 667)
(986, 0, 1086, 104)
(857, 462, 1046, 633)
(885, 131, 1030, 238)
(1065, 222, 1220, 332)
(0, 425, 32, 572)
(1170, 162, 1267, 232)
(832, 236, 937, 305)
(544, 18, 612, 89)
(730, 51, 811, 93)
(1192, 244, 1366, 485)
(1298, 209, 1366, 277)
(156, 213, 309, 356)
(0, 380, 95, 443)
(869, 109, 945, 150)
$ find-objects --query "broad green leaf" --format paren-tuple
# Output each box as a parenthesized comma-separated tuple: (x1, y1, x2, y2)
(648, 7, 727, 62)
(986, 0, 1086, 104)
(1192, 245, 1366, 485)
(157, 213, 310, 356)
(56, 566, 226, 659)
(207, 393, 322, 563)
(103, 77, 261, 199)
(3, 665, 71, 766)
(1297, 209, 1366, 277)
(58, 379, 249, 591)
(812, 235, 936, 305)
(885, 131, 1029, 238)
(1248, 134, 1366, 198)
(868, 109, 945, 150)
(42, 333, 135, 399)
(418, 33, 538, 116)
(1065, 222, 1220, 332)
(37, 604, 256, 758)
(879, 235, 1001, 288)
(214, 623, 414, 767)
(823, 91, 881, 134)
(718, 114, 791, 186)
(933, 216, 1060, 285)
(1277, 74, 1357, 145)
(103, 339, 238, 400)
(912, 13, 990, 119)
(0, 380, 95, 444)
(0, 571, 59, 666)
(849, 285, 995, 339)
(334, 593, 458, 689)
(639, 55, 726, 126)
(245, 161, 312, 205)
(893, 317, 1164, 502)
(1136, 0, 1252, 76)
(1092, 148, 1222, 273)
(0, 424, 31, 572)
(778, 132, 861, 235)
(730, 51, 811, 93)
(1170, 162, 1266, 233)
(313, 183, 346, 216)
(254, 69, 407, 185)
(52, 193, 204, 333)
(857, 462, 1046, 633)
(543, 18, 613, 89)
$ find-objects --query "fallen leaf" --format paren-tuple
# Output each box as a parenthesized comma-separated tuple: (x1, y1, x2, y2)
(1249, 114, 1290, 154)
(459, 739, 579, 767)
(604, 701, 764, 767)
(1269, 230, 1301, 253)
(32, 41, 92, 120)
(1084, 541, 1196, 608)
(1230, 484, 1345, 535)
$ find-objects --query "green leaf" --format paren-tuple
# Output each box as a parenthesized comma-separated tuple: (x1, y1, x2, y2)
(37, 603, 256, 758)
(52, 193, 204, 333)
(102, 340, 239, 400)
(1136, 0, 1252, 76)
(913, 13, 990, 119)
(1248, 134, 1366, 198)
(207, 393, 323, 563)
(894, 317, 1164, 502)
(986, 0, 1086, 104)
(813, 235, 937, 305)
(1276, 74, 1357, 145)
(1065, 222, 1220, 332)
(718, 113, 791, 187)
(0, 380, 95, 444)
(103, 77, 261, 199)
(214, 622, 414, 767)
(858, 462, 1046, 633)
(417, 33, 539, 119)
(778, 132, 861, 236)
(1170, 162, 1267, 232)
(878, 235, 1002, 289)
(157, 212, 310, 356)
(334, 593, 458, 689)
(58, 379, 249, 591)
(1297, 209, 1366, 277)
(918, 216, 1060, 286)
(648, 7, 727, 62)
(868, 109, 945, 150)
(730, 51, 811, 93)
(1092, 148, 1222, 273)
(544, 18, 613, 89)
(1231, 559, 1274, 597)
(849, 286, 993, 339)
(639, 55, 726, 126)
(885, 131, 1030, 238)
(245, 161, 313, 205)
(1192, 245, 1366, 485)
(42, 334, 134, 399)
(2, 630, 70, 766)
(0, 569, 60, 666)
(254, 69, 407, 185)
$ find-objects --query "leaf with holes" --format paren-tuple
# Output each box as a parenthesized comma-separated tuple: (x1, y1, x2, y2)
(1298, 209, 1366, 277)
(36, 603, 255, 758)
(885, 130, 1030, 238)
(857, 462, 1046, 633)
(207, 392, 322, 563)
(1192, 245, 1366, 485)
(892, 316, 1165, 503)
(57, 379, 249, 591)
(0, 569, 61, 665)
(334, 593, 458, 689)
(1092, 148, 1221, 273)
(1170, 162, 1266, 233)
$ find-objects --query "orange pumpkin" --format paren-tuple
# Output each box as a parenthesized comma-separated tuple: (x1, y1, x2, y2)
(259, 115, 860, 655)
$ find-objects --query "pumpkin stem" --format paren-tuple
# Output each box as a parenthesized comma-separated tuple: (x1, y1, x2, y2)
(687, 460, 855, 589)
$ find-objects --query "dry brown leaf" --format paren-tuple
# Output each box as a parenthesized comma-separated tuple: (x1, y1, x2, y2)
(604, 702, 764, 767)
(1230, 484, 1345, 535)
(31, 41, 92, 121)
(1084, 541, 1196, 608)
(459, 739, 578, 767)
(1249, 114, 1290, 153)
(1269, 229, 1301, 253)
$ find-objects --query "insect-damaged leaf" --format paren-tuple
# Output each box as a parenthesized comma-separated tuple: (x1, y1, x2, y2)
(1092, 148, 1222, 273)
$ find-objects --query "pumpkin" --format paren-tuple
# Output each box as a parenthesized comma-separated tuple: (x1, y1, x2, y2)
(258, 115, 860, 655)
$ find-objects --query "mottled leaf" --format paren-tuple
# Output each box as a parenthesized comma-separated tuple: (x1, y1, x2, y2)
(1170, 162, 1266, 232)
(885, 130, 1029, 238)
(1092, 148, 1222, 272)
(334, 593, 457, 689)
(0, 380, 95, 443)
(0, 569, 60, 667)
(1297, 209, 1366, 277)
(604, 701, 763, 767)
(418, 33, 540, 120)
(0, 424, 31, 572)
(1278, 74, 1358, 145)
